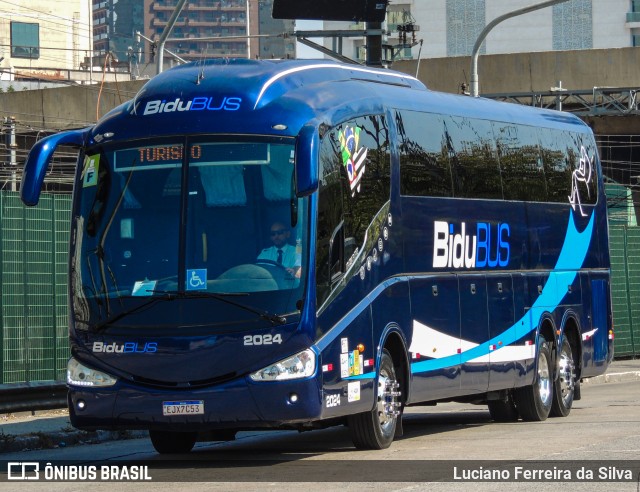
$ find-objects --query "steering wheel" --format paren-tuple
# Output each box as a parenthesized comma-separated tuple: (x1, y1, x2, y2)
(255, 259, 288, 271)
(255, 259, 298, 282)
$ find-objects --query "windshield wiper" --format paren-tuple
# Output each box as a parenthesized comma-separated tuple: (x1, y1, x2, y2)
(91, 294, 168, 333)
(150, 290, 288, 326)
(90, 290, 287, 332)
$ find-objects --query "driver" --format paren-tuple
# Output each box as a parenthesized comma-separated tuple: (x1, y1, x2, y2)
(257, 221, 300, 277)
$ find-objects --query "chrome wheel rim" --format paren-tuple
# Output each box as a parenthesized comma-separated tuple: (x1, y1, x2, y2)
(537, 349, 552, 407)
(558, 343, 576, 406)
(377, 370, 400, 435)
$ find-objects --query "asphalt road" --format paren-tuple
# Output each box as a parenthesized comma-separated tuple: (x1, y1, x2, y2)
(1, 379, 639, 491)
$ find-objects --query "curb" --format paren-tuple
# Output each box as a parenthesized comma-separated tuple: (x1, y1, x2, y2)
(0, 429, 147, 454)
(582, 370, 640, 386)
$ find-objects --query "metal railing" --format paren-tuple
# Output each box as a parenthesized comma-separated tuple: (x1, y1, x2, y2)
(482, 86, 640, 117)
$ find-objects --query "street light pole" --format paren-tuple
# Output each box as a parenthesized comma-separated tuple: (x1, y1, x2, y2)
(470, 0, 570, 97)
(157, 0, 188, 74)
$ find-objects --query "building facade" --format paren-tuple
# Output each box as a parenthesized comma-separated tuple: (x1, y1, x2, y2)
(317, 0, 636, 64)
(92, 0, 144, 65)
(141, 0, 294, 69)
(0, 0, 92, 86)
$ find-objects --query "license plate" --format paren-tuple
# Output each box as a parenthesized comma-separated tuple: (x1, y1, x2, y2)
(162, 400, 204, 416)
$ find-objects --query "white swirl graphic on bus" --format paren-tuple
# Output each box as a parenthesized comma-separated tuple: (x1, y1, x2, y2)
(568, 146, 594, 217)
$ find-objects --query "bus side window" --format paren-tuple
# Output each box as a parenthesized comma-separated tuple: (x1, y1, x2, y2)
(493, 122, 547, 202)
(316, 132, 344, 307)
(340, 114, 391, 254)
(445, 116, 503, 200)
(397, 110, 453, 197)
(316, 115, 390, 308)
(538, 128, 572, 202)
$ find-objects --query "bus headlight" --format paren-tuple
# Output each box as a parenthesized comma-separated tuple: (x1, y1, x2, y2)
(67, 358, 117, 387)
(249, 349, 316, 381)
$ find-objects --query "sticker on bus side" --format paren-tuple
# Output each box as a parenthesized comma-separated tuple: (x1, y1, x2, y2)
(347, 382, 361, 402)
(132, 279, 157, 296)
(340, 353, 349, 378)
(341, 338, 349, 353)
(83, 155, 100, 188)
(325, 393, 341, 408)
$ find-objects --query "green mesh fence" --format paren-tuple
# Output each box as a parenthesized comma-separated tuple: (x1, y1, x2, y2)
(609, 225, 639, 358)
(0, 191, 71, 385)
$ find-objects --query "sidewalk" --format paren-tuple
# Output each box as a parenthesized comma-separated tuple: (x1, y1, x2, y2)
(0, 408, 147, 453)
(1, 358, 638, 454)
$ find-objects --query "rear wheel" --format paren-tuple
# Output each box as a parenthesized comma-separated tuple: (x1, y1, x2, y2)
(550, 336, 576, 417)
(348, 349, 401, 449)
(513, 338, 553, 421)
(149, 430, 197, 454)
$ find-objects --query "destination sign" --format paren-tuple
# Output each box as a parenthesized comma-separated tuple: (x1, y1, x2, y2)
(113, 143, 269, 171)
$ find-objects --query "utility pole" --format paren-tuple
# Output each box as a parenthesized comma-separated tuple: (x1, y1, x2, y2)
(3, 116, 17, 191)
(550, 80, 567, 111)
(366, 21, 383, 68)
(470, 0, 570, 97)
(137, 31, 186, 66)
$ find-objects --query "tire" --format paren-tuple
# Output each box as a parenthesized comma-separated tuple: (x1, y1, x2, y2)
(488, 393, 519, 422)
(348, 349, 401, 449)
(550, 336, 576, 417)
(149, 430, 197, 454)
(513, 338, 553, 421)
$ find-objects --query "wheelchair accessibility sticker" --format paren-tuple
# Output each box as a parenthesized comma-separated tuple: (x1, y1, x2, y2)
(187, 269, 207, 290)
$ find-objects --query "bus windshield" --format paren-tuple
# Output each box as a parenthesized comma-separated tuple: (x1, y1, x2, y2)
(72, 137, 308, 331)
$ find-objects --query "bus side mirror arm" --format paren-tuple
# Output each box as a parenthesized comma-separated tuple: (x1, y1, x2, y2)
(295, 124, 319, 197)
(21, 128, 89, 206)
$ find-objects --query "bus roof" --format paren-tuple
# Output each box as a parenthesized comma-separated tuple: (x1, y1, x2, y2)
(90, 59, 589, 144)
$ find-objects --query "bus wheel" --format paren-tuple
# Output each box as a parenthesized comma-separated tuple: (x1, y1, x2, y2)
(513, 338, 553, 421)
(348, 349, 401, 449)
(550, 336, 575, 417)
(149, 430, 197, 454)
(488, 393, 519, 422)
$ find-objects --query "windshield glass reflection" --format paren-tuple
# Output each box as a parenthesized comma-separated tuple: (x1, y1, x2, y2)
(72, 138, 308, 331)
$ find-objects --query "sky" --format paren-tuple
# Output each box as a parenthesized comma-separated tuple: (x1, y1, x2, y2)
(295, 20, 324, 59)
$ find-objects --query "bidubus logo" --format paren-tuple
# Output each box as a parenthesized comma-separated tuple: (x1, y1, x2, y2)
(433, 221, 510, 269)
(8, 462, 39, 480)
(92, 341, 157, 354)
(142, 96, 242, 115)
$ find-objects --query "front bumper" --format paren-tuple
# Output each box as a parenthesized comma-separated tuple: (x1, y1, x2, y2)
(68, 374, 323, 431)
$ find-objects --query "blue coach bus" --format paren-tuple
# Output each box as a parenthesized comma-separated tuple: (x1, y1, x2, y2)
(21, 59, 613, 453)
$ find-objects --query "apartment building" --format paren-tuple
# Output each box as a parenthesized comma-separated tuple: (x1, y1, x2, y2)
(92, 0, 144, 64)
(142, 0, 294, 68)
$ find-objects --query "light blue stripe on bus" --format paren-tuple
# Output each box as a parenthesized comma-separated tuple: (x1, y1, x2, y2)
(410, 210, 595, 375)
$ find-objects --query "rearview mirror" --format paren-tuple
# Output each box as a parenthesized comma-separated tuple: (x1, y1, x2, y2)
(21, 128, 89, 206)
(295, 124, 319, 197)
